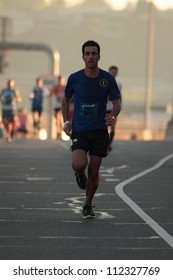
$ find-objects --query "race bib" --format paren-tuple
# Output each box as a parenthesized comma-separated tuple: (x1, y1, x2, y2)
(79, 103, 98, 117)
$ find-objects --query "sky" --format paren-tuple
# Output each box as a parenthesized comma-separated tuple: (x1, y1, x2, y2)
(44, 0, 173, 10)
(1, 0, 173, 11)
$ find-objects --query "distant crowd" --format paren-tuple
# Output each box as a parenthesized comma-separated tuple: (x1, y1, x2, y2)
(0, 75, 69, 143)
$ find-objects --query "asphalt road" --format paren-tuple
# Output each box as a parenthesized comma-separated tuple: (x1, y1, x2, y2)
(0, 138, 173, 260)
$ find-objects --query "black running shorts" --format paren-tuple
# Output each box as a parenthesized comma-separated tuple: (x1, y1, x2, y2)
(2, 110, 14, 122)
(71, 129, 109, 157)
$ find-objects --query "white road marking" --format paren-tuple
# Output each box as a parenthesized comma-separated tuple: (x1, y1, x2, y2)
(26, 177, 53, 181)
(0, 207, 71, 211)
(102, 165, 129, 173)
(105, 178, 120, 182)
(0, 182, 25, 184)
(65, 193, 116, 219)
(38, 236, 161, 241)
(100, 174, 114, 176)
(98, 212, 114, 219)
(100, 166, 124, 182)
(115, 154, 173, 248)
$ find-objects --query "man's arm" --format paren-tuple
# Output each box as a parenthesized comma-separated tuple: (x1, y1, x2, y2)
(14, 89, 22, 103)
(111, 99, 121, 117)
(61, 96, 72, 137)
(105, 99, 121, 126)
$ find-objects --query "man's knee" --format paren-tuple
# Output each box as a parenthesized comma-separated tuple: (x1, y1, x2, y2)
(72, 161, 87, 172)
(72, 150, 87, 172)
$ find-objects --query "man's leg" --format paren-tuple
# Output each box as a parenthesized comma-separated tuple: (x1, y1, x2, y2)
(81, 155, 102, 218)
(108, 117, 117, 152)
(3, 118, 12, 142)
(72, 149, 88, 189)
(85, 155, 102, 204)
(56, 110, 63, 138)
(8, 122, 13, 141)
(72, 149, 88, 172)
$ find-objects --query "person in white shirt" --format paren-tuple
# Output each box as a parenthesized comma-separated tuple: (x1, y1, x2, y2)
(50, 75, 65, 139)
(106, 66, 122, 152)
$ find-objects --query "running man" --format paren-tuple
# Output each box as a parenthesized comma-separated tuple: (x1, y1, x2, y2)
(29, 77, 47, 135)
(106, 65, 122, 152)
(50, 75, 65, 139)
(62, 40, 121, 219)
(0, 79, 21, 142)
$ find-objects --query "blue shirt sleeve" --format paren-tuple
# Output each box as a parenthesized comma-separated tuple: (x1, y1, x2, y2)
(108, 74, 121, 101)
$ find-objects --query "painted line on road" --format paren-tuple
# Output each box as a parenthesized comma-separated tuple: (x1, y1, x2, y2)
(115, 154, 173, 248)
(26, 177, 53, 181)
(104, 178, 120, 182)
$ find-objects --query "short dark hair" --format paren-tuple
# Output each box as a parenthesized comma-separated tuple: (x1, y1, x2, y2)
(109, 65, 118, 72)
(82, 40, 100, 56)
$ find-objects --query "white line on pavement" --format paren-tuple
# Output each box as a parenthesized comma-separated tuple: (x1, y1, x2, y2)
(115, 154, 173, 248)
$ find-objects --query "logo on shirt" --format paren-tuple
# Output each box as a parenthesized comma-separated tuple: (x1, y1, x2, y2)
(100, 79, 107, 87)
(79, 103, 98, 117)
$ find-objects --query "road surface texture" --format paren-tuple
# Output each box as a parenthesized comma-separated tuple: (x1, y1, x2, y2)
(0, 138, 173, 260)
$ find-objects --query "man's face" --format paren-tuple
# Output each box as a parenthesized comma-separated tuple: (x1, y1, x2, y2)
(8, 80, 15, 88)
(109, 68, 118, 78)
(82, 46, 100, 69)
(37, 79, 43, 87)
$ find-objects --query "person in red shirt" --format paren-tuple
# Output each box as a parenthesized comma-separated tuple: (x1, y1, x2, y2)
(50, 75, 65, 139)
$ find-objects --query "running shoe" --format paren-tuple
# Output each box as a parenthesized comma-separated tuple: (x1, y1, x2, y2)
(82, 203, 96, 219)
(75, 171, 87, 190)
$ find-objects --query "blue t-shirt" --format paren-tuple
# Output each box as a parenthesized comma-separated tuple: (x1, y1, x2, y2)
(65, 68, 120, 132)
(1, 88, 15, 110)
(31, 87, 44, 111)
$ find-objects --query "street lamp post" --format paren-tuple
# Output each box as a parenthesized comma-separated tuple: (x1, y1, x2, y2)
(144, 1, 155, 133)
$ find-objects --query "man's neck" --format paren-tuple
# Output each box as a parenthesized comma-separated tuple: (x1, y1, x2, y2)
(84, 67, 99, 78)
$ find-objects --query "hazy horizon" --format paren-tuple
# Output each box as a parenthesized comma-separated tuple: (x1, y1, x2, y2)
(0, 0, 173, 115)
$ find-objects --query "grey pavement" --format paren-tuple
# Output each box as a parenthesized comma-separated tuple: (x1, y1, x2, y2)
(0, 138, 173, 260)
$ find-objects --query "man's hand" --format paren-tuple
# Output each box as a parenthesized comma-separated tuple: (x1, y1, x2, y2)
(105, 114, 115, 126)
(64, 121, 72, 137)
